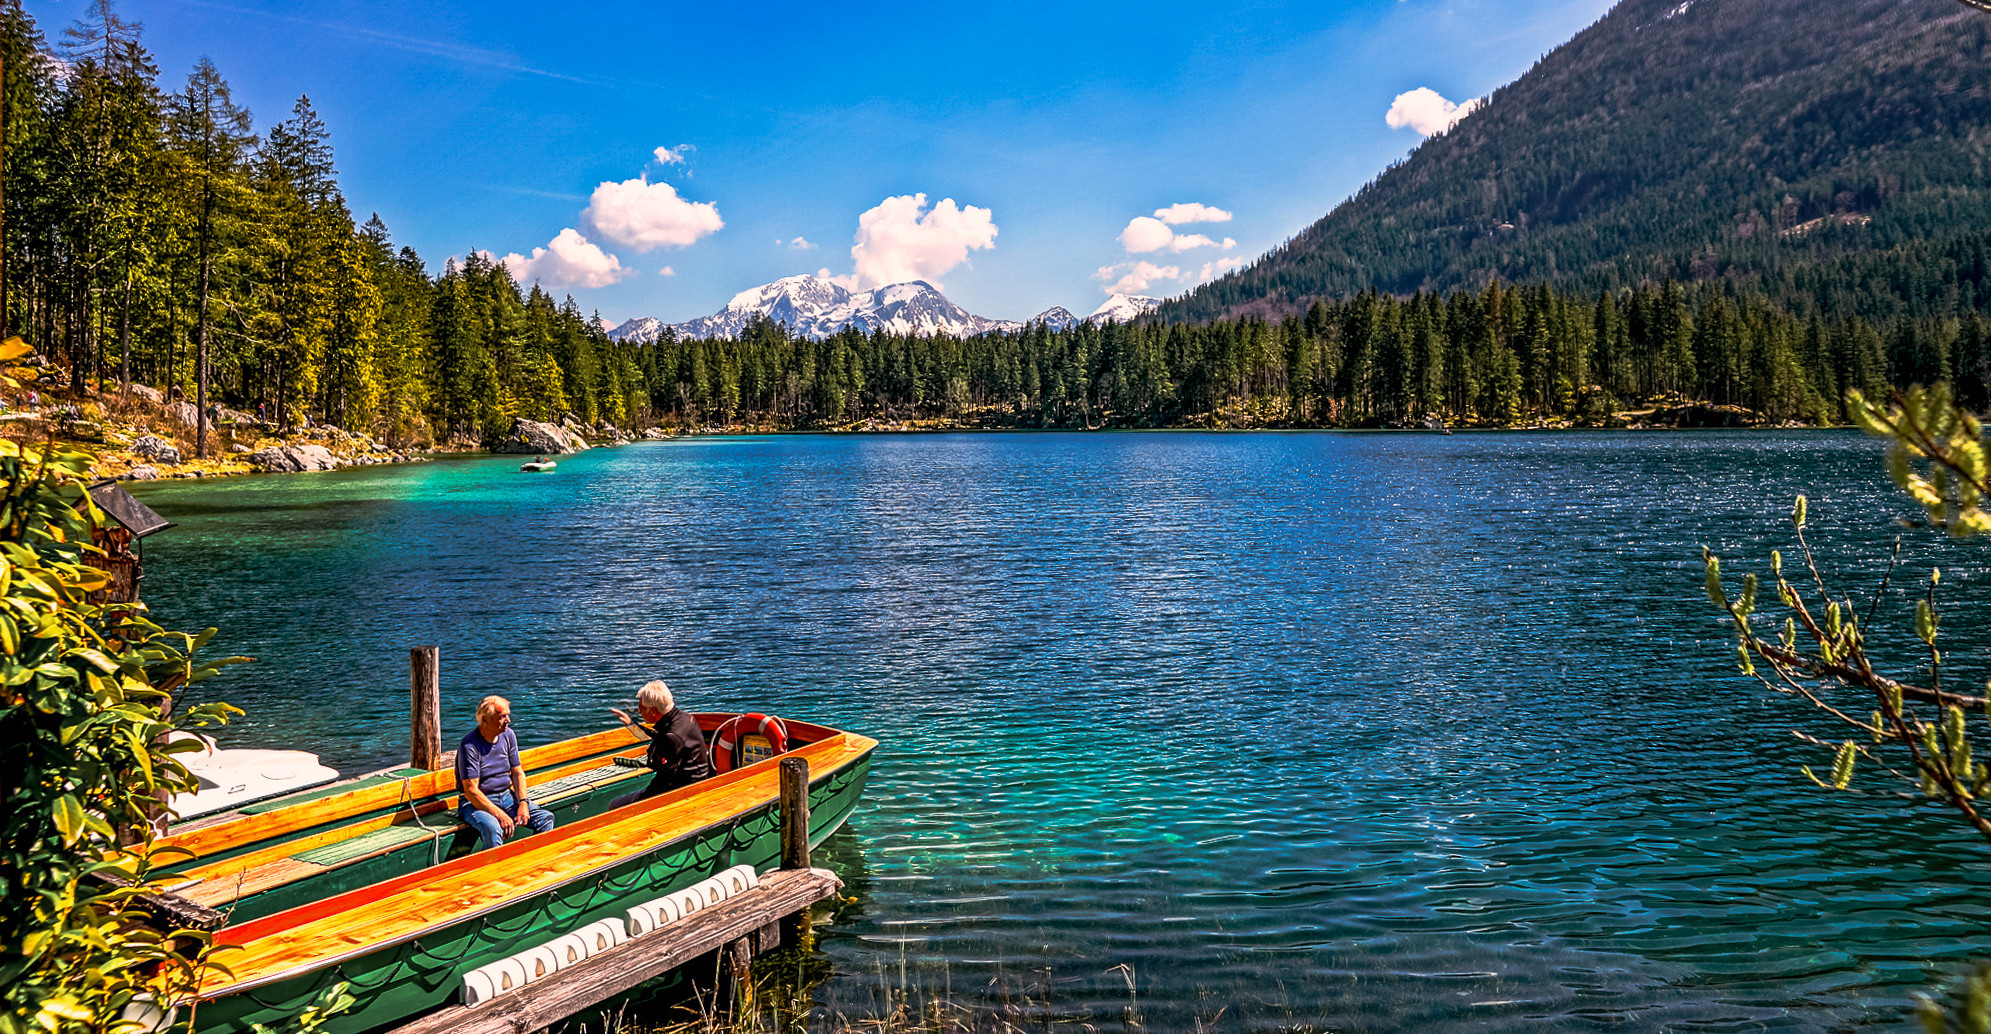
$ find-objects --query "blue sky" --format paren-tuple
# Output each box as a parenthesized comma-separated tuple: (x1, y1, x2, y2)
(30, 0, 1615, 325)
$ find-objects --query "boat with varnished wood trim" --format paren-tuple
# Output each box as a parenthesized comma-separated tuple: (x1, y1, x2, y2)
(159, 716, 874, 1034)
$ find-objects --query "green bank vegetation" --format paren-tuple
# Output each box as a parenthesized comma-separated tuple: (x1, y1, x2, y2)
(0, 436, 242, 1030)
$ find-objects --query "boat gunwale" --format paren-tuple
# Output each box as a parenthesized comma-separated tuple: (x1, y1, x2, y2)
(197, 730, 875, 998)
(161, 714, 837, 862)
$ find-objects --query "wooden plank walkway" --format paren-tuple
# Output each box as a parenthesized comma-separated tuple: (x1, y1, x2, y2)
(382, 867, 842, 1034)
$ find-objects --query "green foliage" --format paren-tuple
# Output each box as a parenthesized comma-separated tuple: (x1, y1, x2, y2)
(1705, 382, 1991, 1026)
(0, 437, 245, 1034)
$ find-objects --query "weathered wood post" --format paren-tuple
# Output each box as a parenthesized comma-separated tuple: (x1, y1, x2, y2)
(779, 756, 811, 948)
(780, 757, 809, 869)
(410, 646, 441, 770)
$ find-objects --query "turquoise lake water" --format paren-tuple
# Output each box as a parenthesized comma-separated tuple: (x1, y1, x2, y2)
(132, 431, 1991, 1031)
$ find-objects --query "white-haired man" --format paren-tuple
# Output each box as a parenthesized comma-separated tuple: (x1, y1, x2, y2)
(608, 680, 713, 808)
(456, 695, 556, 850)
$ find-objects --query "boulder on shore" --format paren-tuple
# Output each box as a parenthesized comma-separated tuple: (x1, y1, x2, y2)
(130, 435, 181, 465)
(167, 401, 199, 427)
(492, 418, 590, 455)
(249, 444, 341, 473)
(127, 384, 163, 405)
(122, 465, 159, 481)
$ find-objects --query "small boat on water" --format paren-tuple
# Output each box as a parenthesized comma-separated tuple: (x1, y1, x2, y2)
(154, 714, 875, 1034)
(520, 459, 556, 472)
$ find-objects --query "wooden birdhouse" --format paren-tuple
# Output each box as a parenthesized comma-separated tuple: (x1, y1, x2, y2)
(84, 480, 173, 604)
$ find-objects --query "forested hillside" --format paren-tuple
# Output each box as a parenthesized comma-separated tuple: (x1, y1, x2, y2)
(0, 1, 648, 450)
(1162, 0, 1991, 326)
(634, 276, 1986, 431)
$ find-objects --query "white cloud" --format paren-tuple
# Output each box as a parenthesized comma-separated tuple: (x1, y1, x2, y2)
(1169, 233, 1220, 252)
(785, 236, 817, 250)
(1096, 260, 1180, 296)
(1119, 216, 1174, 253)
(659, 266, 676, 276)
(653, 144, 692, 166)
(1195, 256, 1245, 281)
(849, 193, 998, 288)
(1153, 202, 1232, 225)
(583, 175, 723, 251)
(1385, 87, 1483, 136)
(816, 267, 862, 291)
(499, 228, 629, 289)
(1221, 237, 1236, 249)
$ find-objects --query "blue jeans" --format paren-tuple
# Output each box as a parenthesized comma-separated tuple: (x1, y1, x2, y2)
(459, 790, 556, 850)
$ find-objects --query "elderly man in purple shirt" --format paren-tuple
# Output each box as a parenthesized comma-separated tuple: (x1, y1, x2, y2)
(456, 695, 556, 850)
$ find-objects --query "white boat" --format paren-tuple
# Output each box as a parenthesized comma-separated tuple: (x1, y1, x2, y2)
(520, 460, 557, 472)
(168, 732, 340, 821)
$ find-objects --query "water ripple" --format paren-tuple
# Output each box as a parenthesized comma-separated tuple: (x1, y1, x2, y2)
(135, 431, 1991, 1031)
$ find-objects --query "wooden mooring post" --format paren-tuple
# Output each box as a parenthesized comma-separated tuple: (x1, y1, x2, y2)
(778, 756, 812, 948)
(409, 646, 440, 770)
(381, 752, 839, 1034)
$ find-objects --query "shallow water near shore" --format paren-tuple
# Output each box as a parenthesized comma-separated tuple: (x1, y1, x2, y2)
(134, 431, 1991, 1031)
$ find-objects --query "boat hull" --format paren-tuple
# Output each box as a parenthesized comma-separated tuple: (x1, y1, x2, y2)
(190, 746, 871, 1034)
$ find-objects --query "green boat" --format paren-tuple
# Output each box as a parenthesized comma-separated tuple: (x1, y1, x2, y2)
(167, 717, 875, 1034)
(160, 724, 667, 922)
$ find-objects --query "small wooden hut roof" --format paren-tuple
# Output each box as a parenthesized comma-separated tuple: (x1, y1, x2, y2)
(87, 480, 173, 538)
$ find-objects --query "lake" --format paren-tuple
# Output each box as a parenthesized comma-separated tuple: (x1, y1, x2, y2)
(133, 431, 1991, 1031)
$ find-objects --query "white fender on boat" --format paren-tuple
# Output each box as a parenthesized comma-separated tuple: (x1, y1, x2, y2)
(672, 886, 705, 917)
(694, 876, 730, 908)
(578, 918, 625, 954)
(719, 865, 757, 896)
(519, 943, 564, 981)
(470, 957, 529, 999)
(462, 969, 498, 1007)
(549, 932, 591, 966)
(654, 893, 684, 923)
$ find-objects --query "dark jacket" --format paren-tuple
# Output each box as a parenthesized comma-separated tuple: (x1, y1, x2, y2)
(639, 706, 714, 797)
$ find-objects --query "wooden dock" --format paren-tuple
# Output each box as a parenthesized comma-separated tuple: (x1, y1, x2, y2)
(383, 867, 841, 1034)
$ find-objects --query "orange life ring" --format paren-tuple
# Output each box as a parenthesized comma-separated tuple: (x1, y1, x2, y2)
(711, 713, 788, 773)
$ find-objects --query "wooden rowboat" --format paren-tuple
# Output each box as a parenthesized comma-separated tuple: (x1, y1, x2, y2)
(161, 716, 875, 1034)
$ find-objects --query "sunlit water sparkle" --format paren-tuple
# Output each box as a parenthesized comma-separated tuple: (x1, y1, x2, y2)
(135, 431, 1991, 1031)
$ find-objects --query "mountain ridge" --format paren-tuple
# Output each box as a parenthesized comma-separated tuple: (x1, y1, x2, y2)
(1162, 0, 1991, 323)
(609, 277, 1153, 342)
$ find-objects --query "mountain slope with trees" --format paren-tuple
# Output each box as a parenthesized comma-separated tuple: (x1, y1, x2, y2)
(1161, 0, 1991, 326)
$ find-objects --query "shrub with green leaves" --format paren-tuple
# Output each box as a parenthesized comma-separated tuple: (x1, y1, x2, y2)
(0, 440, 242, 1034)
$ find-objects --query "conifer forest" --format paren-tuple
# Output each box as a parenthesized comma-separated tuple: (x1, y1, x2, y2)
(8, 0, 1988, 439)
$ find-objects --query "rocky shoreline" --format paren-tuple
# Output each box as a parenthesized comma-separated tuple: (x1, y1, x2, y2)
(0, 385, 667, 483)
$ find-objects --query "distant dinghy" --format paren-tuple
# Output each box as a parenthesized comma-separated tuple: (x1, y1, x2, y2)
(520, 460, 557, 473)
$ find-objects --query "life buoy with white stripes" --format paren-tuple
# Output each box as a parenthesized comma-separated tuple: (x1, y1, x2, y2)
(711, 713, 788, 773)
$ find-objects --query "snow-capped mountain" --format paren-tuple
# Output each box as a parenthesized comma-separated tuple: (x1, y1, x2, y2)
(611, 275, 1035, 342)
(606, 277, 1149, 343)
(1027, 306, 1080, 331)
(1085, 294, 1162, 326)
